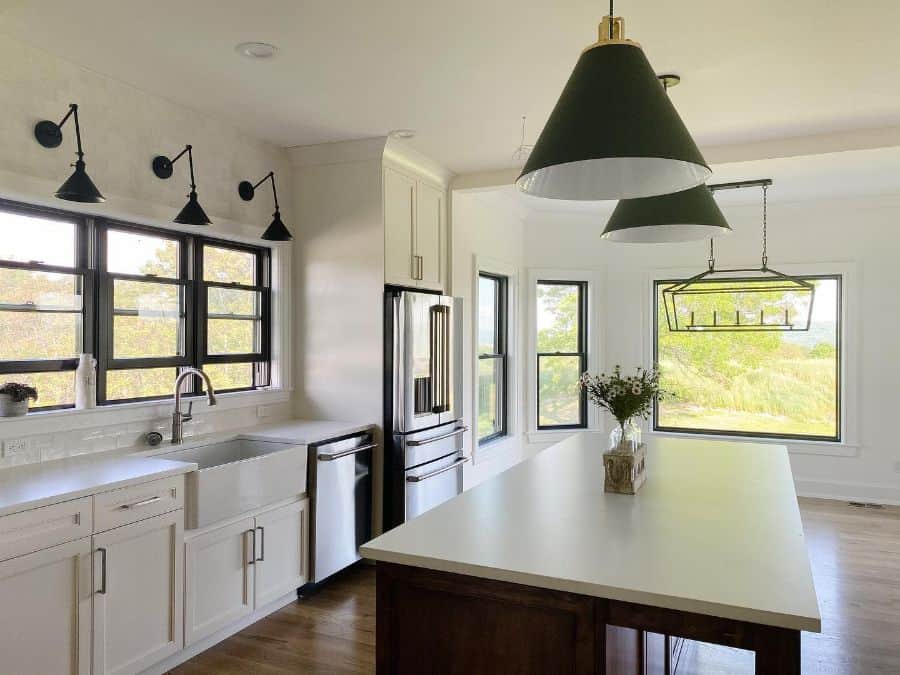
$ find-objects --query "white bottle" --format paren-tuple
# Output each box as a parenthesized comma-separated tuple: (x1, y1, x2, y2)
(75, 353, 97, 409)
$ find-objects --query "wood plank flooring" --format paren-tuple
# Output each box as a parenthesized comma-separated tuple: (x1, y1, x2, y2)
(169, 498, 900, 675)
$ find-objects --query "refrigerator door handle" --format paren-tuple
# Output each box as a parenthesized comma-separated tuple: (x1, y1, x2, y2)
(406, 457, 469, 483)
(406, 425, 469, 446)
(431, 304, 450, 414)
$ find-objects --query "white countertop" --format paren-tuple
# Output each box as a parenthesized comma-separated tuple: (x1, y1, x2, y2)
(241, 419, 375, 445)
(0, 453, 197, 517)
(0, 418, 375, 518)
(361, 433, 821, 632)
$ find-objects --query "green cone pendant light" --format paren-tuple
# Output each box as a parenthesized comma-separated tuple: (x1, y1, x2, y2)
(238, 171, 293, 241)
(34, 103, 105, 203)
(602, 76, 729, 243)
(517, 5, 710, 200)
(152, 145, 212, 226)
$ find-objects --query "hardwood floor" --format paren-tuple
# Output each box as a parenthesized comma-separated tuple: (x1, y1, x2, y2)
(169, 498, 900, 675)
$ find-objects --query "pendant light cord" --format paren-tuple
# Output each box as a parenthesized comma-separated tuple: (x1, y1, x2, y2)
(708, 238, 715, 271)
(761, 184, 768, 269)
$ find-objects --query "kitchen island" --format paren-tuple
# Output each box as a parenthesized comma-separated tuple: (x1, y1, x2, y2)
(360, 433, 820, 674)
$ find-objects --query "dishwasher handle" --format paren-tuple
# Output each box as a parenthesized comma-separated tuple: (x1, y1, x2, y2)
(317, 442, 377, 462)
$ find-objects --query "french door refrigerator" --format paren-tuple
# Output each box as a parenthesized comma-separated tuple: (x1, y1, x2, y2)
(384, 289, 467, 529)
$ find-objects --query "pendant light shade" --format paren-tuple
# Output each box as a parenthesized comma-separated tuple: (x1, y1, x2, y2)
(517, 16, 710, 200)
(152, 145, 212, 226)
(34, 104, 105, 204)
(261, 211, 292, 241)
(173, 190, 212, 226)
(602, 184, 730, 243)
(238, 171, 293, 241)
(55, 160, 105, 203)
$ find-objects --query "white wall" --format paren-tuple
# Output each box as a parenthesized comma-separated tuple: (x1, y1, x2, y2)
(0, 36, 295, 466)
(521, 193, 900, 504)
(451, 190, 528, 488)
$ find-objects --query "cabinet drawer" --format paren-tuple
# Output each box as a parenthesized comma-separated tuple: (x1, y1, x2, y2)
(0, 496, 93, 562)
(94, 475, 184, 532)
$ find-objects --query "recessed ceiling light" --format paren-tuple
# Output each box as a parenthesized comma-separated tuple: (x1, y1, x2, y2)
(389, 129, 416, 139)
(235, 42, 278, 59)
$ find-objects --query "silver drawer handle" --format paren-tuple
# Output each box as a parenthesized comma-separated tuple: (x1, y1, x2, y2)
(317, 442, 377, 461)
(406, 456, 468, 483)
(119, 495, 162, 510)
(406, 426, 468, 447)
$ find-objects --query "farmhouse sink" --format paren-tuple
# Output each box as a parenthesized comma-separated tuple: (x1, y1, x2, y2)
(163, 437, 307, 529)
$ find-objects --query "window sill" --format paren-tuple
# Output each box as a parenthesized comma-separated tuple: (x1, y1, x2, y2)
(0, 388, 292, 436)
(526, 429, 602, 445)
(647, 430, 859, 458)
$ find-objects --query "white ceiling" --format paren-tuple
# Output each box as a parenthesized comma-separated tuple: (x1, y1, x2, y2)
(4, 1, 900, 174)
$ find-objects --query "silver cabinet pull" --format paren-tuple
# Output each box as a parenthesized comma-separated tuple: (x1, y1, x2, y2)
(256, 526, 265, 562)
(247, 529, 257, 565)
(406, 456, 469, 483)
(406, 425, 468, 446)
(317, 442, 377, 461)
(96, 547, 107, 594)
(118, 495, 162, 510)
(417, 255, 424, 280)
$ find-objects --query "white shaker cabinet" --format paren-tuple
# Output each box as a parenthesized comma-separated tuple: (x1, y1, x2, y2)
(254, 499, 309, 607)
(184, 517, 256, 646)
(0, 537, 92, 675)
(384, 165, 446, 292)
(184, 499, 308, 647)
(92, 510, 184, 675)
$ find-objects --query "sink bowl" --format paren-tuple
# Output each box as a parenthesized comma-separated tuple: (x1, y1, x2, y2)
(163, 437, 307, 529)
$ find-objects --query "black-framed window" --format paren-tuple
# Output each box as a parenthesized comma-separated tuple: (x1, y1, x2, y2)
(653, 275, 842, 442)
(0, 197, 272, 409)
(477, 272, 508, 444)
(536, 280, 587, 430)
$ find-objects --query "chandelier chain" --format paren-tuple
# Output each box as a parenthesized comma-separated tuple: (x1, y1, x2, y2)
(761, 184, 768, 269)
(609, 0, 614, 38)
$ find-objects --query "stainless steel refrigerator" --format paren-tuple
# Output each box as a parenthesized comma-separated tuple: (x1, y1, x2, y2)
(383, 289, 467, 529)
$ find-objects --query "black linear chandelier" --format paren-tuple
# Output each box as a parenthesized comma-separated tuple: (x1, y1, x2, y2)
(238, 171, 292, 241)
(34, 103, 105, 203)
(661, 179, 816, 333)
(152, 144, 211, 226)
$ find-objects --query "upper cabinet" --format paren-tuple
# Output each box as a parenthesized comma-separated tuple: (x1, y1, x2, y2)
(384, 165, 447, 292)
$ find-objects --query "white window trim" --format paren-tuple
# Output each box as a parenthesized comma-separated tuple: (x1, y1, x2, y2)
(642, 261, 858, 457)
(473, 256, 519, 462)
(526, 267, 604, 442)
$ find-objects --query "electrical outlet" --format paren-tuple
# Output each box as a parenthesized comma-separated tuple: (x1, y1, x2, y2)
(3, 438, 28, 457)
(894, 460, 900, 474)
(257, 405, 272, 418)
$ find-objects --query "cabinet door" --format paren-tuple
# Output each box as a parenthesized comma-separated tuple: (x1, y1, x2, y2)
(0, 537, 91, 675)
(384, 166, 417, 286)
(184, 517, 255, 646)
(415, 180, 444, 291)
(254, 499, 309, 607)
(92, 511, 183, 675)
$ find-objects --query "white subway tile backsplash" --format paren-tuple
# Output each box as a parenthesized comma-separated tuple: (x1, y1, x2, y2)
(0, 397, 293, 470)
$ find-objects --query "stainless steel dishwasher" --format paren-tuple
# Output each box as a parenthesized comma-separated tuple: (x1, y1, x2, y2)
(306, 432, 375, 585)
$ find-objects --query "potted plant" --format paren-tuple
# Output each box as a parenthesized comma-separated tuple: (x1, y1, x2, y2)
(0, 383, 38, 417)
(579, 365, 668, 453)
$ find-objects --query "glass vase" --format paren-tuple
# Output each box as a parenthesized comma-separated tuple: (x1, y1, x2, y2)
(609, 418, 641, 454)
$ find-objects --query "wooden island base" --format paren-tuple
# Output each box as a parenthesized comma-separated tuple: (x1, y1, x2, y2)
(376, 562, 800, 675)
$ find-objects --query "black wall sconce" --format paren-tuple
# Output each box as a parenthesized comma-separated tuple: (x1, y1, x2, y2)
(152, 144, 211, 225)
(238, 171, 292, 241)
(34, 103, 105, 203)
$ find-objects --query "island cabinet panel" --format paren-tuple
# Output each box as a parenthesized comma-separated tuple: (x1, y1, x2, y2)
(376, 562, 599, 675)
(376, 563, 801, 675)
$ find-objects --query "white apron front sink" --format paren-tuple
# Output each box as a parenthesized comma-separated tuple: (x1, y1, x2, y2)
(163, 437, 307, 529)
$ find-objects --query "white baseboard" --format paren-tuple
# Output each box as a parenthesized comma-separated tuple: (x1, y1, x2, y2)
(795, 478, 900, 506)
(138, 590, 298, 675)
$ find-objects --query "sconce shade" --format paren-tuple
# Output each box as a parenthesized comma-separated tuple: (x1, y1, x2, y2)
(55, 160, 105, 203)
(173, 190, 211, 226)
(261, 211, 293, 241)
(602, 184, 731, 243)
(517, 42, 710, 200)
